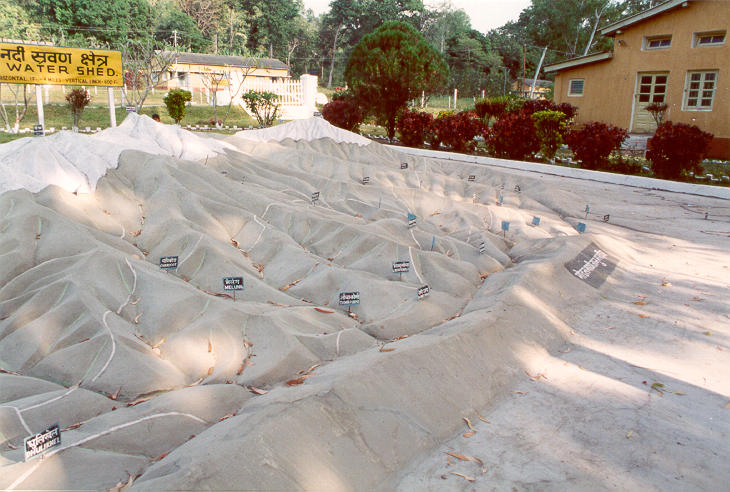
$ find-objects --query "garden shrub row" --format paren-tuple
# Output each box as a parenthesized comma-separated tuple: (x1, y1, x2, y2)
(321, 96, 716, 182)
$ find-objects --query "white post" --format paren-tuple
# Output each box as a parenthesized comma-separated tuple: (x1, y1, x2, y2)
(421, 90, 425, 108)
(454, 88, 458, 110)
(300, 74, 318, 118)
(481, 89, 485, 99)
(35, 85, 44, 131)
(448, 95, 451, 109)
(108, 87, 117, 128)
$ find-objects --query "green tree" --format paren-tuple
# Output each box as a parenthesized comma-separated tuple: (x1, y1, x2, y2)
(154, 2, 209, 52)
(320, 0, 425, 88)
(163, 88, 192, 123)
(32, 0, 154, 45)
(345, 20, 448, 141)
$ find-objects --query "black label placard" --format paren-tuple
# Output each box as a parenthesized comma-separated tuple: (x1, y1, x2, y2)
(125, 105, 137, 113)
(392, 261, 410, 273)
(479, 241, 486, 254)
(311, 191, 320, 203)
(401, 162, 408, 170)
(417, 285, 430, 300)
(362, 176, 370, 185)
(339, 291, 360, 305)
(222, 277, 244, 291)
(564, 243, 617, 289)
(468, 175, 476, 182)
(24, 423, 61, 461)
(159, 256, 178, 269)
(33, 124, 44, 136)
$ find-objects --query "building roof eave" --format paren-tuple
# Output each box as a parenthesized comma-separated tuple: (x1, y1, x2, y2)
(600, 0, 691, 37)
(544, 52, 613, 73)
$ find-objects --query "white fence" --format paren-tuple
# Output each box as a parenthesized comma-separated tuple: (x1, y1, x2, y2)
(217, 74, 317, 120)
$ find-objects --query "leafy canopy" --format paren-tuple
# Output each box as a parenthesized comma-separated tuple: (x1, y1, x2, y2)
(345, 20, 448, 140)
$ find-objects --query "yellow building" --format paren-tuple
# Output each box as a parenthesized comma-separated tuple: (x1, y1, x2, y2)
(160, 52, 290, 93)
(511, 78, 553, 99)
(545, 0, 729, 159)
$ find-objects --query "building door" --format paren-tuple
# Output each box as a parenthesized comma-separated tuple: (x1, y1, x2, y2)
(631, 72, 669, 133)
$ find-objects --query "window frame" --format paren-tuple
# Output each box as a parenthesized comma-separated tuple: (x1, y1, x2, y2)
(644, 35, 672, 50)
(683, 70, 718, 111)
(568, 79, 584, 97)
(693, 31, 726, 47)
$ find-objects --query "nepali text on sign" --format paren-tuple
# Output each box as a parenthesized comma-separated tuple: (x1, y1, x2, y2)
(417, 285, 430, 300)
(222, 277, 244, 291)
(339, 291, 360, 305)
(24, 423, 61, 461)
(0, 43, 123, 87)
(392, 261, 410, 273)
(159, 256, 178, 269)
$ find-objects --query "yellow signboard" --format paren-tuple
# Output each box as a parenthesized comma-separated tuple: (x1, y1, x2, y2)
(0, 43, 123, 87)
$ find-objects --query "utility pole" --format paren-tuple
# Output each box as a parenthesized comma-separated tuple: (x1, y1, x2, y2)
(172, 30, 178, 48)
(530, 47, 548, 99)
(522, 44, 526, 98)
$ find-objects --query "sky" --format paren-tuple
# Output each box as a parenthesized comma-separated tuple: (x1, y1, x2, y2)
(301, 0, 532, 33)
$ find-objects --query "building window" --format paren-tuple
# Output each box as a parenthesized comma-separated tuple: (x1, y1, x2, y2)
(694, 31, 726, 47)
(684, 71, 718, 110)
(568, 79, 584, 96)
(645, 35, 672, 50)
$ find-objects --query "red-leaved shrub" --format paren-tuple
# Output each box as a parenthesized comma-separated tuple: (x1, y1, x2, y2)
(520, 99, 578, 119)
(647, 122, 713, 179)
(431, 111, 485, 152)
(396, 109, 434, 147)
(489, 110, 540, 160)
(321, 99, 364, 132)
(565, 122, 628, 170)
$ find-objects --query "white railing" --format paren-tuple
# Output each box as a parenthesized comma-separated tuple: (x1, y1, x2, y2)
(232, 74, 318, 120)
(240, 77, 304, 107)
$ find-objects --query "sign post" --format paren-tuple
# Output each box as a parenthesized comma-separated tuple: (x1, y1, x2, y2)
(392, 260, 410, 281)
(108, 87, 116, 128)
(407, 213, 417, 228)
(338, 291, 360, 313)
(222, 276, 244, 300)
(35, 84, 44, 131)
(24, 423, 61, 461)
(417, 285, 430, 300)
(0, 43, 124, 132)
(501, 220, 510, 237)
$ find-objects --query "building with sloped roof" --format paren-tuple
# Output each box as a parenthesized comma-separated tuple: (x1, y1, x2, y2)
(545, 0, 728, 159)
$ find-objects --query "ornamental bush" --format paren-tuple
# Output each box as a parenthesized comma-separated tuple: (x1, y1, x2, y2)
(65, 88, 91, 132)
(431, 111, 484, 153)
(321, 99, 364, 133)
(565, 122, 628, 170)
(521, 99, 578, 119)
(163, 88, 192, 124)
(241, 90, 280, 127)
(489, 110, 540, 160)
(474, 97, 508, 123)
(532, 110, 569, 161)
(647, 122, 713, 179)
(396, 109, 433, 147)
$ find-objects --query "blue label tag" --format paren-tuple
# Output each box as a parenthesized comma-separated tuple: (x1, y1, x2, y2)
(501, 220, 510, 231)
(576, 222, 586, 233)
(532, 216, 540, 226)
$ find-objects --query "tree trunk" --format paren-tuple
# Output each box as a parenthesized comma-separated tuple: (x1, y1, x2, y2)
(583, 8, 603, 56)
(327, 23, 342, 89)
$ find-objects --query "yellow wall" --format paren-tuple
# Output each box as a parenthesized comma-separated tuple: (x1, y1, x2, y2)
(553, 0, 729, 157)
